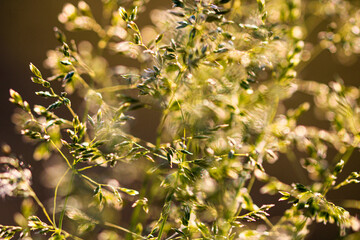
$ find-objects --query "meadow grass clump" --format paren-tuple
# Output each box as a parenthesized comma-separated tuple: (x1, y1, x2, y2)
(2, 0, 360, 239)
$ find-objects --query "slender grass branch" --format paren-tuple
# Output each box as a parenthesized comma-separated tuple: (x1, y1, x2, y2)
(50, 140, 73, 169)
(59, 172, 75, 231)
(156, 67, 187, 147)
(28, 185, 55, 228)
(104, 221, 147, 239)
(95, 84, 138, 93)
(53, 168, 71, 227)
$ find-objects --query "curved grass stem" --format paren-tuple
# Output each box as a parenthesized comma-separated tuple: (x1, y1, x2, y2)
(28, 185, 55, 228)
(104, 221, 147, 239)
(53, 168, 71, 227)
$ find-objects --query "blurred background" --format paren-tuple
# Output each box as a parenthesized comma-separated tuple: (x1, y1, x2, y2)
(0, 0, 359, 239)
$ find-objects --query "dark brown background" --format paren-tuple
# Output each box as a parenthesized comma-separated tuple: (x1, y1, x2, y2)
(0, 0, 359, 239)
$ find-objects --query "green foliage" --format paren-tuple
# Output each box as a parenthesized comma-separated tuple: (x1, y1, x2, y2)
(2, 0, 360, 239)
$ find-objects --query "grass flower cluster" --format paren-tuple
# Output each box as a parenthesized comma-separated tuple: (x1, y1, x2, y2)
(1, 0, 360, 239)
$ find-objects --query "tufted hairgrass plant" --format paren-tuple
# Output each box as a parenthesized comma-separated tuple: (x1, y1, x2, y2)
(2, 0, 360, 239)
